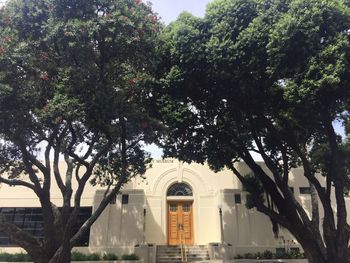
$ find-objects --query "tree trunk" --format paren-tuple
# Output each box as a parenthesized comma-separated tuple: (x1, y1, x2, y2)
(48, 245, 72, 263)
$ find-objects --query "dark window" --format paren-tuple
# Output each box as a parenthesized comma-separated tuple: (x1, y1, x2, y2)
(169, 204, 177, 212)
(167, 183, 193, 196)
(0, 207, 92, 247)
(182, 204, 190, 212)
(110, 194, 116, 204)
(299, 187, 311, 194)
(122, 194, 129, 204)
(234, 194, 241, 204)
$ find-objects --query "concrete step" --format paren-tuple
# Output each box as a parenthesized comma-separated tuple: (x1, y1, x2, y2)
(157, 260, 210, 262)
(157, 254, 209, 258)
(156, 245, 209, 263)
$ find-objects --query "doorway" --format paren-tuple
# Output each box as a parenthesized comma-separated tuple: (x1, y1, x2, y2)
(167, 201, 194, 245)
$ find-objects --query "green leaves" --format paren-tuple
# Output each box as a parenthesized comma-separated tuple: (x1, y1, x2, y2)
(0, 0, 162, 181)
(155, 0, 350, 196)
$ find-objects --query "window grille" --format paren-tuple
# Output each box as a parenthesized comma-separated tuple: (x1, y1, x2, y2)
(167, 183, 193, 196)
(0, 207, 92, 246)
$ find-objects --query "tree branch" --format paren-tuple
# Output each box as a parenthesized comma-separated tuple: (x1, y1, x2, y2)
(0, 176, 35, 190)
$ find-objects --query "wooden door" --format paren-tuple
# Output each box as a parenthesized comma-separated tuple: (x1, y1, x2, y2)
(168, 201, 193, 245)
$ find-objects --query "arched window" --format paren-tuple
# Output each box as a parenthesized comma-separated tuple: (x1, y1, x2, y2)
(167, 183, 193, 196)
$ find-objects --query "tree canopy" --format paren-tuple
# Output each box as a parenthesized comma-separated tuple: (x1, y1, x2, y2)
(152, 0, 350, 263)
(0, 0, 161, 262)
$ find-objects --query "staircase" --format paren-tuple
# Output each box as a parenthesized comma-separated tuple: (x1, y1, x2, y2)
(156, 245, 210, 263)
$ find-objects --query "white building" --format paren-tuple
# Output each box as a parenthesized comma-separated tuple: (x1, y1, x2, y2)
(0, 159, 344, 261)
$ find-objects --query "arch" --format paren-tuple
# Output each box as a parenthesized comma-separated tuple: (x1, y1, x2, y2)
(167, 182, 193, 196)
(152, 166, 209, 195)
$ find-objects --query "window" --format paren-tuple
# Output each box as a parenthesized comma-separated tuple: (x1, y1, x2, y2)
(234, 194, 241, 204)
(167, 183, 193, 196)
(182, 204, 190, 212)
(122, 194, 129, 204)
(169, 204, 177, 212)
(289, 187, 294, 193)
(0, 207, 92, 247)
(299, 187, 311, 194)
(110, 194, 116, 204)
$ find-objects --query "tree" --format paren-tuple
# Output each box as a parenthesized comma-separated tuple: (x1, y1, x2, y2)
(151, 0, 350, 263)
(0, 0, 161, 262)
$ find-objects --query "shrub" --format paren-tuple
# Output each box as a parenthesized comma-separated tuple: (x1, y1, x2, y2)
(263, 250, 273, 259)
(234, 250, 304, 260)
(86, 253, 101, 261)
(0, 253, 32, 262)
(71, 251, 87, 261)
(243, 252, 255, 259)
(121, 253, 139, 260)
(103, 253, 119, 260)
(255, 252, 262, 259)
(71, 251, 100, 261)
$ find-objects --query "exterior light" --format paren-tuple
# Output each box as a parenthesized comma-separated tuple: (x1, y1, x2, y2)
(142, 203, 147, 244)
(218, 204, 224, 244)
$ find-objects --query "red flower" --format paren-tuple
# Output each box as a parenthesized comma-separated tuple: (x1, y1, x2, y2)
(40, 73, 50, 81)
(128, 78, 138, 85)
(135, 0, 142, 4)
(3, 35, 11, 43)
(0, 47, 5, 55)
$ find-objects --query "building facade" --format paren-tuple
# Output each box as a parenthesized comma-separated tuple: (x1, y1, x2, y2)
(0, 159, 347, 259)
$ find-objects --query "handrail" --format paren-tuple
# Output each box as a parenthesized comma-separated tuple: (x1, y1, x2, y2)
(179, 225, 187, 262)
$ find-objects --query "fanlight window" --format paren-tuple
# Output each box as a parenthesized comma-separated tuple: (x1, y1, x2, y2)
(167, 183, 193, 196)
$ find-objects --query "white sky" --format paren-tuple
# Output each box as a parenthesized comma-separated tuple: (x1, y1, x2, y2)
(148, 0, 212, 24)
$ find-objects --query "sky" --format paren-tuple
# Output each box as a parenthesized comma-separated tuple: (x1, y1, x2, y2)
(148, 0, 212, 25)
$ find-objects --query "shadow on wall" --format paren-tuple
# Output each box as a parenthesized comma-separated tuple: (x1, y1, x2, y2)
(221, 189, 277, 253)
(89, 189, 163, 255)
(144, 198, 165, 245)
(220, 166, 300, 255)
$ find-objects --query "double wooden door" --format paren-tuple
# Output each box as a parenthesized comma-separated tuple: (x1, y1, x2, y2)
(168, 201, 193, 245)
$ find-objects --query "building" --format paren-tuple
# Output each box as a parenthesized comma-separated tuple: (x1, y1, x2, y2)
(0, 159, 347, 261)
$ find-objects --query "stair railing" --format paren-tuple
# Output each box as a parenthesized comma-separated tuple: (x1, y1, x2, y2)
(179, 224, 187, 262)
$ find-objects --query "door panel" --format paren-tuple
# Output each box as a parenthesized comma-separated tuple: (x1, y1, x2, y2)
(168, 201, 193, 245)
(168, 204, 179, 244)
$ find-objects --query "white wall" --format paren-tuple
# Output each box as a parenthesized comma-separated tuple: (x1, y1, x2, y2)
(1, 159, 349, 256)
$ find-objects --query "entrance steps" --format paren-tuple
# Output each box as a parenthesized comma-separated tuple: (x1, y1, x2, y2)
(156, 245, 210, 263)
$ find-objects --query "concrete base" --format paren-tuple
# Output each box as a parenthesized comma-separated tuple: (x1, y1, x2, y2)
(134, 244, 156, 263)
(208, 243, 234, 260)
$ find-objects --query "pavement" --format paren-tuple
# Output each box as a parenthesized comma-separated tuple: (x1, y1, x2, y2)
(193, 260, 308, 263)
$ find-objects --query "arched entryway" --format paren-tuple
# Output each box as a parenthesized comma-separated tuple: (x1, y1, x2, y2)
(167, 182, 194, 245)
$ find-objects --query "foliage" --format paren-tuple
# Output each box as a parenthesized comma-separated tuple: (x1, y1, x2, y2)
(102, 253, 119, 260)
(71, 252, 88, 261)
(152, 0, 350, 262)
(0, 252, 135, 261)
(0, 0, 161, 262)
(0, 252, 32, 262)
(121, 253, 139, 260)
(233, 249, 305, 259)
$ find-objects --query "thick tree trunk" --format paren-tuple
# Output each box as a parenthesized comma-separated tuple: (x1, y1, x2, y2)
(48, 244, 72, 263)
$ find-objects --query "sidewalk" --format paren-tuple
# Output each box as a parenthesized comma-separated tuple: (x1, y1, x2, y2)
(193, 260, 308, 263)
